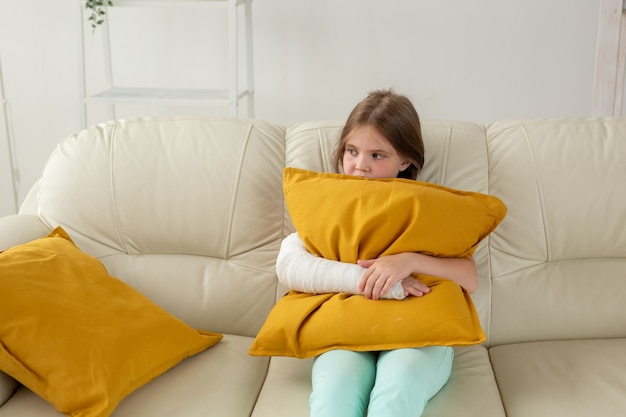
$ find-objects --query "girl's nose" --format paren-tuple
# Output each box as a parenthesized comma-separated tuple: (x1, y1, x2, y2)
(355, 156, 369, 173)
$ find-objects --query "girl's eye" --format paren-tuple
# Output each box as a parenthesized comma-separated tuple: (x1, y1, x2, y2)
(347, 148, 357, 156)
(373, 153, 384, 159)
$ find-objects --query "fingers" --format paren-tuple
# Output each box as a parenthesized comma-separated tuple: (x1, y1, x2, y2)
(357, 264, 370, 293)
(401, 277, 431, 297)
(370, 273, 388, 300)
(406, 287, 426, 297)
(357, 259, 375, 268)
(358, 257, 431, 300)
(358, 265, 386, 300)
(360, 270, 403, 300)
(357, 259, 387, 298)
(360, 270, 380, 300)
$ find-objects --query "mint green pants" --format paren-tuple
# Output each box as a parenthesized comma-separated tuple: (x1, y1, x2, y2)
(310, 347, 453, 417)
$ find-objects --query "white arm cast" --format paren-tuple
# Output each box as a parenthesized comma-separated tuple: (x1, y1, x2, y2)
(276, 232, 406, 300)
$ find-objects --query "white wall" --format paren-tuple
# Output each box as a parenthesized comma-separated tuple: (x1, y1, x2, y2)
(0, 0, 608, 217)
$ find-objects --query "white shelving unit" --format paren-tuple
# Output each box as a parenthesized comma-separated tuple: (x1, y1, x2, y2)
(0, 52, 19, 214)
(78, 0, 254, 128)
(592, 0, 626, 116)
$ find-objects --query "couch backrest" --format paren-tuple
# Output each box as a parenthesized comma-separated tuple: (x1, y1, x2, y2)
(274, 116, 626, 346)
(25, 116, 626, 345)
(33, 117, 286, 337)
(486, 118, 626, 345)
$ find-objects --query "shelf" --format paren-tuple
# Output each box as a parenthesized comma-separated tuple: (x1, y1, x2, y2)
(85, 87, 251, 105)
(112, 0, 246, 8)
(78, 0, 254, 128)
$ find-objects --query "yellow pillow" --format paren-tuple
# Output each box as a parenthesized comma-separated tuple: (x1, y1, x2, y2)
(0, 227, 222, 417)
(249, 168, 506, 358)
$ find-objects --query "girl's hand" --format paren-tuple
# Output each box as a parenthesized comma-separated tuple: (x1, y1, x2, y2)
(400, 276, 431, 297)
(357, 253, 430, 300)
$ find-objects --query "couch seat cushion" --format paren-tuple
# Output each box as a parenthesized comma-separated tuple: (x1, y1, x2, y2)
(250, 346, 506, 417)
(0, 335, 269, 417)
(422, 346, 506, 417)
(489, 339, 626, 417)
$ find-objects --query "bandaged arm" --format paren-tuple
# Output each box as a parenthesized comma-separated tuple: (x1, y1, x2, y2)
(276, 232, 406, 300)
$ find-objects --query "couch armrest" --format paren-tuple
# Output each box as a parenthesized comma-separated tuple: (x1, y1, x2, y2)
(0, 215, 50, 404)
(0, 214, 51, 252)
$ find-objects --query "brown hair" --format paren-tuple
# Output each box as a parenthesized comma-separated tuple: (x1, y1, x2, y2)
(334, 89, 424, 179)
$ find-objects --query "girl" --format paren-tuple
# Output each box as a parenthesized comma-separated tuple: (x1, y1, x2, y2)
(276, 89, 477, 417)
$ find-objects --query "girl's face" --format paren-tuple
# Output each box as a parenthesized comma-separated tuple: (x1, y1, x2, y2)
(342, 125, 411, 178)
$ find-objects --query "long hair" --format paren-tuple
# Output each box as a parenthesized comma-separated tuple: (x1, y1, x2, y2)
(334, 89, 424, 179)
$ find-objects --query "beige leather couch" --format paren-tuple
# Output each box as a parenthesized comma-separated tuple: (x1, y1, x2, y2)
(1, 116, 625, 417)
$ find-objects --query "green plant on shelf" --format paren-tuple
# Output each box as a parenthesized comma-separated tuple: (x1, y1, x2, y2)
(85, 0, 113, 31)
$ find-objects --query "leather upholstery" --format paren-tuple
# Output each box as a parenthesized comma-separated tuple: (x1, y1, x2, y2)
(1, 116, 625, 417)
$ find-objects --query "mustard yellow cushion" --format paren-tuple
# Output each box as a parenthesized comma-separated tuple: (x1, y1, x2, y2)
(0, 227, 222, 417)
(249, 168, 506, 358)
